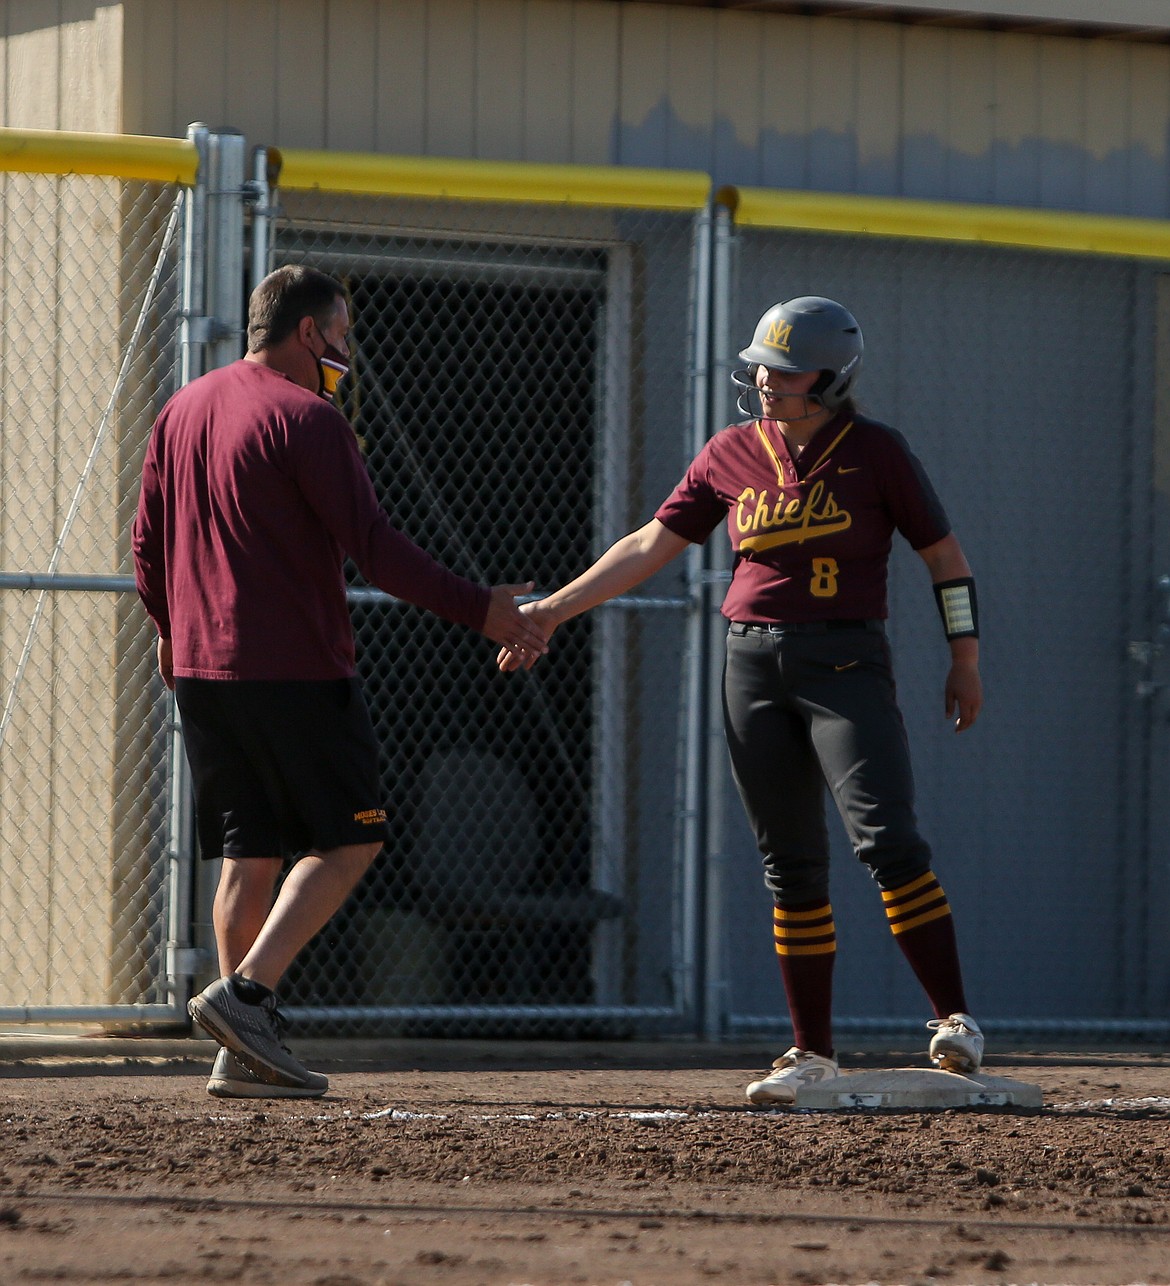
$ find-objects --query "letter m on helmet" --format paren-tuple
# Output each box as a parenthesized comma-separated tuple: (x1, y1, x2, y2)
(764, 319, 793, 352)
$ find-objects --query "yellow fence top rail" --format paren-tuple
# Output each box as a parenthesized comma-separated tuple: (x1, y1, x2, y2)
(722, 186, 1170, 261)
(274, 149, 710, 211)
(0, 127, 197, 184)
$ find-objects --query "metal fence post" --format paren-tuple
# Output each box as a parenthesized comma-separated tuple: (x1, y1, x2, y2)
(168, 125, 250, 1001)
(162, 123, 210, 1010)
(677, 203, 714, 1034)
(204, 129, 248, 368)
(179, 124, 209, 384)
(247, 145, 279, 297)
(701, 199, 736, 1040)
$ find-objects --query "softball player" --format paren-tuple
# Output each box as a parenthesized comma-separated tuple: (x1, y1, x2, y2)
(500, 296, 984, 1105)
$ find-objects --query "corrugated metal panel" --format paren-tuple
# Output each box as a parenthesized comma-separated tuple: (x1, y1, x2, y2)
(2, 1, 121, 133)
(327, 0, 379, 150)
(785, 0, 1170, 33)
(109, 1, 1170, 218)
(376, 0, 427, 154)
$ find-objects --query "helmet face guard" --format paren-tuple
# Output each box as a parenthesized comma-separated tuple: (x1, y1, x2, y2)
(731, 296, 863, 419)
(731, 367, 829, 422)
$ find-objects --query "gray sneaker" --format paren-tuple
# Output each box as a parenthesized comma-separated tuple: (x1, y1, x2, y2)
(206, 1048, 328, 1099)
(189, 976, 316, 1089)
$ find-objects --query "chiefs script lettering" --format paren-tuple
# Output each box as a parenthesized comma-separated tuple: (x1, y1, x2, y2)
(736, 479, 852, 552)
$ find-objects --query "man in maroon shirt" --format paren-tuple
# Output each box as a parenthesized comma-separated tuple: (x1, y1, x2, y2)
(499, 297, 984, 1106)
(133, 265, 547, 1098)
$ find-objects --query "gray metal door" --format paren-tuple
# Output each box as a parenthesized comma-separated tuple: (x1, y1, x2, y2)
(254, 196, 704, 1036)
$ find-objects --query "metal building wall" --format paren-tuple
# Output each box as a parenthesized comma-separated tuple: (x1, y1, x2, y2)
(716, 228, 1161, 1034)
(97, 1, 1170, 221)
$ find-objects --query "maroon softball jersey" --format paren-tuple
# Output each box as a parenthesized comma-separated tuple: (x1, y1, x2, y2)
(655, 410, 949, 623)
(133, 360, 490, 681)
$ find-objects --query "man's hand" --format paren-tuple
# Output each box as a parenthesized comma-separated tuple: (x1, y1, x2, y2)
(481, 583, 550, 663)
(945, 659, 982, 732)
(497, 600, 559, 672)
(157, 637, 175, 690)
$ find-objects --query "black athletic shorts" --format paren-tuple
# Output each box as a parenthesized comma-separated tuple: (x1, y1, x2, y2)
(174, 676, 392, 860)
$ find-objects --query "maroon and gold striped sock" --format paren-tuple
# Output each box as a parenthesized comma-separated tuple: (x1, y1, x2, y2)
(773, 900, 836, 1058)
(881, 872, 969, 1018)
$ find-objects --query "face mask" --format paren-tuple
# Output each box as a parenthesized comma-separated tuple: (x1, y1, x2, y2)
(317, 344, 350, 399)
(314, 328, 351, 399)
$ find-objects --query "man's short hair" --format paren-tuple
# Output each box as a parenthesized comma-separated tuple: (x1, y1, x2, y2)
(247, 265, 345, 353)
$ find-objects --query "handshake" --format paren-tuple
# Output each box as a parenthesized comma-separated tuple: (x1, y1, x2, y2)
(494, 596, 560, 673)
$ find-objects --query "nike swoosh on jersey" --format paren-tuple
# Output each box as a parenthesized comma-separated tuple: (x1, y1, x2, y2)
(834, 660, 860, 671)
(837, 466, 860, 474)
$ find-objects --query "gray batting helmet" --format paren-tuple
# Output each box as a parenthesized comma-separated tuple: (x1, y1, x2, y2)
(731, 296, 864, 416)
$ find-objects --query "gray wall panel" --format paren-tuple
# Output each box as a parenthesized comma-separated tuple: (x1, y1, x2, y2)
(720, 231, 1151, 1026)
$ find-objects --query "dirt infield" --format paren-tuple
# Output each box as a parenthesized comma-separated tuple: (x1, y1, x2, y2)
(1, 1037, 1168, 1285)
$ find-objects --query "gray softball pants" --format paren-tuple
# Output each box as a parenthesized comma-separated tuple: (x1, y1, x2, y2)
(721, 620, 933, 904)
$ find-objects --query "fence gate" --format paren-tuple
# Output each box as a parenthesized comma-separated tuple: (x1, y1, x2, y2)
(245, 180, 711, 1036)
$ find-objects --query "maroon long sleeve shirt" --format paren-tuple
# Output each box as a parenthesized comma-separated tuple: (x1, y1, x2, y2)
(132, 360, 489, 681)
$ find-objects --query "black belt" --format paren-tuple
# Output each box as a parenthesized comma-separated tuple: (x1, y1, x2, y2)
(729, 619, 881, 636)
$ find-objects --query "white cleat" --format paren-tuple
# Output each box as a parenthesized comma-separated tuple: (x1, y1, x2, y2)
(745, 1047, 839, 1106)
(927, 1012, 984, 1074)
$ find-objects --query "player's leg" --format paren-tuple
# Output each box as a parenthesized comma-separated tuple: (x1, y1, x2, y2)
(798, 630, 982, 1071)
(723, 628, 840, 1103)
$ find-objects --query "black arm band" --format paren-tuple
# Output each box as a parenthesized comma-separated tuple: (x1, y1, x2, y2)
(933, 577, 979, 640)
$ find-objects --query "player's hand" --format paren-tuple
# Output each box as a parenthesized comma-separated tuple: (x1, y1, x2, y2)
(157, 637, 175, 690)
(481, 583, 550, 663)
(497, 600, 559, 672)
(945, 659, 982, 732)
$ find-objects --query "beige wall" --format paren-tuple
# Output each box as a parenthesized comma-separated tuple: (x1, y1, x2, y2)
(107, 1, 1170, 219)
(0, 0, 168, 1001)
(118, 0, 623, 164)
(0, 1, 123, 130)
(801, 0, 1170, 29)
(0, 169, 130, 1005)
(5, 2, 1170, 214)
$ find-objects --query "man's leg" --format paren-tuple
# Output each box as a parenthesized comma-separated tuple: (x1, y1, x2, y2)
(234, 841, 382, 991)
(207, 854, 323, 1098)
(214, 857, 283, 975)
(191, 840, 381, 1088)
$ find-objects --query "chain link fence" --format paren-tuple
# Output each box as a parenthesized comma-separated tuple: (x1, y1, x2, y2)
(713, 222, 1165, 1036)
(4, 127, 1167, 1040)
(0, 169, 185, 1019)
(0, 135, 711, 1039)
(262, 191, 706, 1035)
